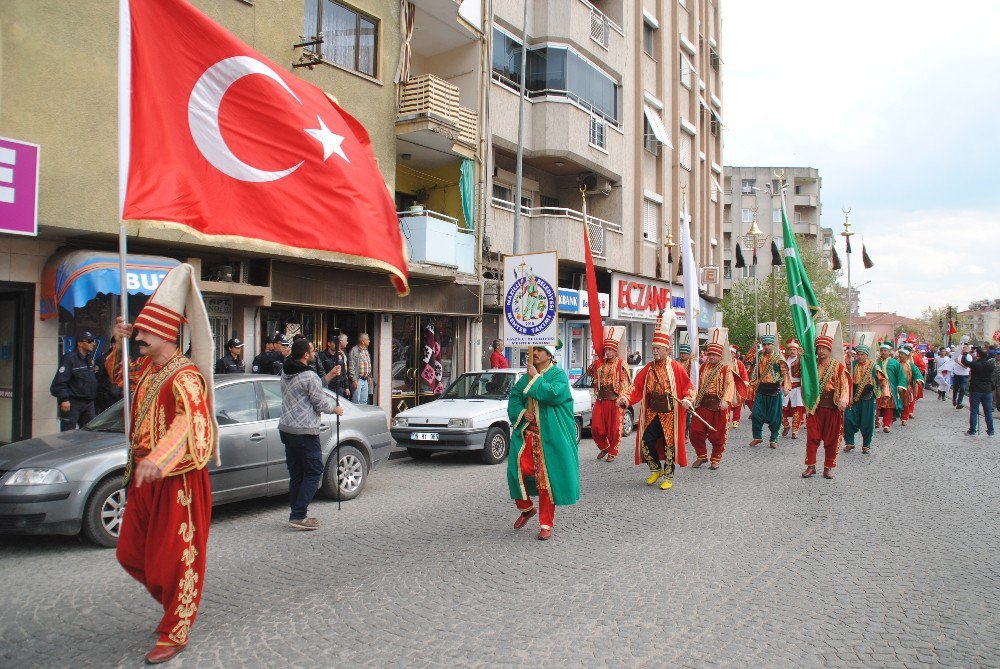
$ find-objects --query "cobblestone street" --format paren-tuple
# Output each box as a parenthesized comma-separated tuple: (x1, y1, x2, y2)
(2, 397, 998, 668)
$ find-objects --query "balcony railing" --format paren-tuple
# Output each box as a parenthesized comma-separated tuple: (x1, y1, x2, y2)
(398, 208, 475, 274)
(490, 197, 620, 258)
(579, 0, 624, 47)
(397, 74, 477, 147)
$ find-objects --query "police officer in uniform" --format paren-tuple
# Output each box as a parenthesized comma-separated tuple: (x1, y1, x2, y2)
(50, 331, 99, 431)
(252, 334, 284, 375)
(215, 337, 246, 374)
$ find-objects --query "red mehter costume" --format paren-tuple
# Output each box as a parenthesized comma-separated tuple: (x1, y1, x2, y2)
(690, 356, 737, 468)
(109, 263, 219, 659)
(628, 359, 694, 475)
(804, 326, 851, 475)
(730, 351, 749, 427)
(586, 348, 631, 460)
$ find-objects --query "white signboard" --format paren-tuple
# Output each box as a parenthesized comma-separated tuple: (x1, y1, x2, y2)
(503, 252, 559, 346)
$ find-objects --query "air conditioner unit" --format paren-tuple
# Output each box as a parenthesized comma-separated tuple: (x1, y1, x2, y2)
(579, 173, 613, 196)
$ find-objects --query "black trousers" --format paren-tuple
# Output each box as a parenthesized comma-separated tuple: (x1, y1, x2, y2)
(60, 399, 95, 431)
(641, 418, 675, 479)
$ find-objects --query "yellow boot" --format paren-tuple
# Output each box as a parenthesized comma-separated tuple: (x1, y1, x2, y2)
(659, 477, 673, 490)
(645, 469, 664, 486)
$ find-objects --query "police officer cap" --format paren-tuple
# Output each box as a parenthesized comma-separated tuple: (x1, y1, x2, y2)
(226, 337, 244, 348)
(277, 335, 290, 346)
(269, 333, 283, 344)
(77, 330, 96, 342)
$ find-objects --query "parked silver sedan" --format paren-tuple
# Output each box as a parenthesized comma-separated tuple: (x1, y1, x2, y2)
(0, 375, 392, 547)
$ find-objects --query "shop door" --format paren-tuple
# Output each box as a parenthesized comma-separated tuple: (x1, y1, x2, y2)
(391, 315, 460, 415)
(0, 283, 33, 444)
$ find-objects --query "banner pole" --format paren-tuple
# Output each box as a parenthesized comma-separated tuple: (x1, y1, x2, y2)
(117, 0, 132, 436)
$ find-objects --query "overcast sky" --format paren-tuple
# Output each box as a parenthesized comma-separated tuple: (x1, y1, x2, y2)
(721, 1, 1000, 318)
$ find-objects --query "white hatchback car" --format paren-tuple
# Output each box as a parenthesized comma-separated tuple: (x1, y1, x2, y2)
(390, 368, 594, 464)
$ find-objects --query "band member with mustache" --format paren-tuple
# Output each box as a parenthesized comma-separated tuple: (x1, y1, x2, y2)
(106, 264, 218, 665)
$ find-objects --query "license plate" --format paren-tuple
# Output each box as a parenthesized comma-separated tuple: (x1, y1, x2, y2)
(410, 432, 439, 441)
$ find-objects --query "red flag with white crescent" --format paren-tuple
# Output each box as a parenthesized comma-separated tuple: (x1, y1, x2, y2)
(122, 0, 408, 294)
(583, 224, 604, 355)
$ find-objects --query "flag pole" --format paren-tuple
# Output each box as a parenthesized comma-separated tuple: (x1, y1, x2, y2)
(117, 0, 132, 436)
(841, 208, 853, 345)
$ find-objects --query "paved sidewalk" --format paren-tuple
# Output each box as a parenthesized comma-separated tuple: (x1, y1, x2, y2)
(1, 397, 997, 667)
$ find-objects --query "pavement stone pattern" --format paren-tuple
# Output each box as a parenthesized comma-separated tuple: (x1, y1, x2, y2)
(1, 397, 999, 668)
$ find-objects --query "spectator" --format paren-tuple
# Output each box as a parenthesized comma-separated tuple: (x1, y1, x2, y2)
(279, 338, 343, 530)
(958, 346, 995, 436)
(252, 334, 283, 375)
(490, 340, 509, 369)
(951, 344, 971, 409)
(50, 331, 99, 431)
(317, 333, 349, 397)
(349, 332, 373, 404)
(215, 337, 245, 374)
(626, 347, 642, 365)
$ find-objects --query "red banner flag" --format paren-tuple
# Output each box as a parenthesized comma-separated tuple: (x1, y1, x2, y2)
(582, 224, 604, 356)
(948, 320, 958, 336)
(122, 0, 408, 294)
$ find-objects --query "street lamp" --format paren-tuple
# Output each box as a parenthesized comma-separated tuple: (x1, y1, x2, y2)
(742, 207, 767, 332)
(841, 208, 855, 343)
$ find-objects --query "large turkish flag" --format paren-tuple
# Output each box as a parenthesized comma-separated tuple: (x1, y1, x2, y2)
(123, 0, 408, 294)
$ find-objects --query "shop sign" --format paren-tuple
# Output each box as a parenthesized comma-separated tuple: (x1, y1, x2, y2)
(579, 290, 610, 317)
(0, 136, 40, 237)
(610, 273, 673, 322)
(558, 288, 580, 313)
(204, 296, 232, 317)
(503, 252, 559, 346)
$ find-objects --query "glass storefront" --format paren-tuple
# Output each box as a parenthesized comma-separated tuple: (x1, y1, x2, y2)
(391, 315, 462, 415)
(0, 282, 34, 444)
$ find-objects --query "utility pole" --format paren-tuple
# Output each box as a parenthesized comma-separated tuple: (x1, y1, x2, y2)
(512, 0, 529, 254)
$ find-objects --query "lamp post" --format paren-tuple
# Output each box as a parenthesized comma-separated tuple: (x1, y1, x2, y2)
(841, 208, 854, 344)
(742, 206, 767, 335)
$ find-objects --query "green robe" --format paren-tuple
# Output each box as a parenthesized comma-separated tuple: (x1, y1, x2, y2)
(875, 356, 906, 411)
(506, 365, 580, 506)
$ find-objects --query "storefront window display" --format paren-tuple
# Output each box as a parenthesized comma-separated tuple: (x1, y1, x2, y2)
(391, 315, 461, 414)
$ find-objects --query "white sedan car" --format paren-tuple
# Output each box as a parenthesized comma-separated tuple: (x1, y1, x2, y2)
(390, 369, 594, 464)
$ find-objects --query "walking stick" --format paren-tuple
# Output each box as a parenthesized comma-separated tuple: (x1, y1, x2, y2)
(335, 390, 341, 512)
(666, 390, 716, 431)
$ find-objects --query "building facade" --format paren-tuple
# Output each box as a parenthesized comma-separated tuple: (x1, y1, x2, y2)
(483, 0, 725, 376)
(721, 165, 833, 290)
(0, 0, 487, 440)
(960, 299, 1000, 344)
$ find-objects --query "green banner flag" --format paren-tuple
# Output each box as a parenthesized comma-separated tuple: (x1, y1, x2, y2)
(780, 191, 821, 412)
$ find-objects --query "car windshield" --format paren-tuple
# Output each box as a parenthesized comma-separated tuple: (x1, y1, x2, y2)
(84, 400, 126, 432)
(442, 372, 517, 399)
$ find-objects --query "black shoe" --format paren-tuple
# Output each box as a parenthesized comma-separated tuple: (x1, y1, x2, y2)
(957, 405, 964, 410)
(966, 430, 976, 436)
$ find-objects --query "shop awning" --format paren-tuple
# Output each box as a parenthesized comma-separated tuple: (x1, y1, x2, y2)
(41, 250, 180, 320)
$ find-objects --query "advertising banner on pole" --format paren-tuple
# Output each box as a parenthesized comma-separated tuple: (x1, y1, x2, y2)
(503, 251, 559, 346)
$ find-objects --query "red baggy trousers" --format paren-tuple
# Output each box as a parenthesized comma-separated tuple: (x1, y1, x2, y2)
(591, 399, 623, 456)
(805, 407, 843, 469)
(689, 407, 730, 464)
(514, 433, 555, 527)
(117, 468, 212, 646)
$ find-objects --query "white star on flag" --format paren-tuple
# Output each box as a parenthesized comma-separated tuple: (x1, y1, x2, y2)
(305, 116, 349, 163)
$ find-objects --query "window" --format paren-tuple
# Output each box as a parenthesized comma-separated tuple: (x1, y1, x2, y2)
(304, 0, 379, 77)
(723, 260, 731, 279)
(589, 115, 607, 149)
(678, 133, 692, 170)
(741, 208, 753, 224)
(772, 209, 782, 224)
(261, 381, 283, 420)
(643, 198, 660, 242)
(771, 179, 781, 194)
(643, 117, 659, 155)
(492, 183, 513, 203)
(215, 382, 259, 426)
(643, 21, 655, 56)
(540, 195, 561, 213)
(492, 29, 620, 124)
(794, 184, 801, 195)
(679, 56, 693, 89)
(740, 178, 755, 194)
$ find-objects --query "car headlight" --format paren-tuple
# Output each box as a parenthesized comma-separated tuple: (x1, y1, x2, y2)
(448, 418, 473, 428)
(392, 417, 409, 428)
(5, 468, 68, 486)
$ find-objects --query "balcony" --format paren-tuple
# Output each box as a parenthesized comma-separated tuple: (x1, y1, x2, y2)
(398, 208, 475, 275)
(531, 0, 626, 76)
(490, 197, 619, 261)
(397, 75, 477, 159)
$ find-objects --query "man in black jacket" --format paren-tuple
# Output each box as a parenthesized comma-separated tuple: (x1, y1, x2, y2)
(252, 334, 284, 375)
(959, 346, 995, 436)
(215, 337, 245, 374)
(50, 331, 99, 431)
(317, 333, 351, 398)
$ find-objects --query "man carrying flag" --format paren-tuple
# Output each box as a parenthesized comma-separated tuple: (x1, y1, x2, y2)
(586, 327, 631, 462)
(803, 322, 851, 480)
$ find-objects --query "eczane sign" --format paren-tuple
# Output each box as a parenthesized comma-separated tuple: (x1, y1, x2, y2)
(610, 273, 672, 321)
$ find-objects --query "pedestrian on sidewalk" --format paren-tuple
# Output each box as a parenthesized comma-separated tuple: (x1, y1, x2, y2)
(318, 333, 351, 398)
(507, 343, 579, 540)
(958, 346, 995, 436)
(50, 330, 98, 431)
(279, 338, 343, 530)
(490, 340, 509, 369)
(951, 343, 971, 408)
(349, 332, 373, 405)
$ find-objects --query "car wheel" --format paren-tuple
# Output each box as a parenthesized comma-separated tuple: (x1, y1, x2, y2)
(481, 426, 509, 464)
(575, 417, 583, 444)
(321, 444, 368, 501)
(406, 448, 434, 460)
(82, 476, 126, 548)
(622, 408, 635, 437)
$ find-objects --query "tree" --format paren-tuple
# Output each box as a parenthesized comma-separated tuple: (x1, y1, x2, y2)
(720, 235, 847, 352)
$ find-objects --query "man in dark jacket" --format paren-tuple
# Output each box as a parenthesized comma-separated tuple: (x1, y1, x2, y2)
(318, 333, 351, 398)
(50, 331, 99, 431)
(252, 334, 284, 375)
(959, 346, 995, 436)
(215, 337, 245, 374)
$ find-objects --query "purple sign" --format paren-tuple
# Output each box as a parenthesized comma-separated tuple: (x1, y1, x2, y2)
(0, 136, 40, 236)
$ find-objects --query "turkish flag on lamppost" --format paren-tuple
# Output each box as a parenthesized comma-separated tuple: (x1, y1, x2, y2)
(122, 0, 408, 294)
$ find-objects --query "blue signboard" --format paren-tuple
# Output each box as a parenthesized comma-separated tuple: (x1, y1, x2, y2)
(558, 288, 581, 313)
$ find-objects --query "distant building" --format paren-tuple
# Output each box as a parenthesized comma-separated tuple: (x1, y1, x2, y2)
(959, 301, 1000, 343)
(722, 166, 832, 291)
(854, 311, 924, 345)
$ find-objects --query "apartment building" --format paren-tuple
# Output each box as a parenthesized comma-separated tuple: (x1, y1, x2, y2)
(722, 166, 833, 290)
(0, 0, 488, 440)
(483, 0, 724, 377)
(959, 299, 1000, 344)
